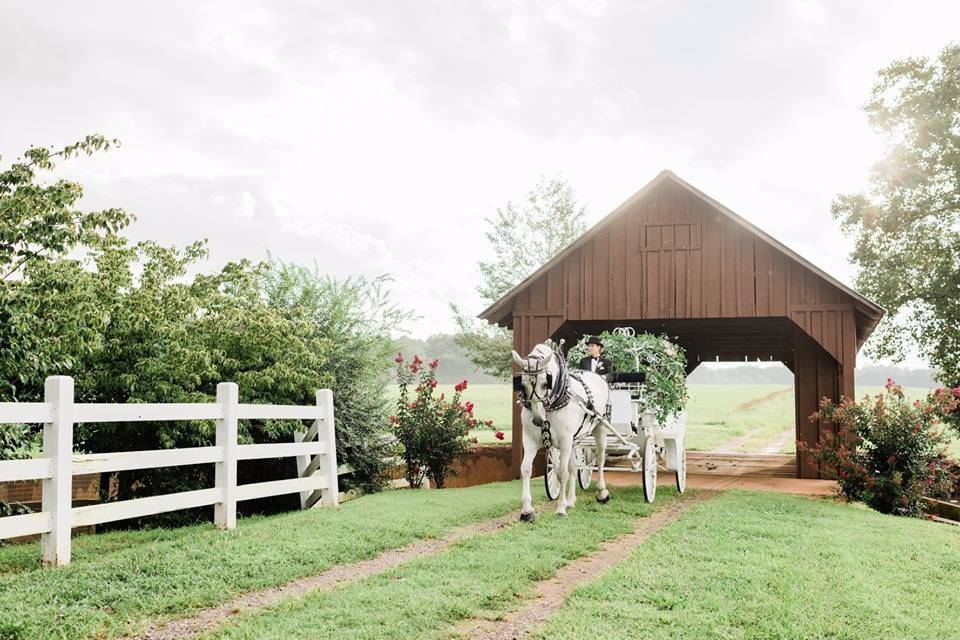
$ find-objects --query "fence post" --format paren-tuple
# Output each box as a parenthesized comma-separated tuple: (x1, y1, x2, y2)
(214, 382, 238, 529)
(317, 389, 339, 507)
(41, 376, 74, 567)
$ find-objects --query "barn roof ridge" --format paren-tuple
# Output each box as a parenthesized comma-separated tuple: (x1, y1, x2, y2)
(478, 170, 884, 323)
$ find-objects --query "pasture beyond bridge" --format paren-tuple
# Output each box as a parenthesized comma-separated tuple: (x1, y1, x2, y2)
(0, 376, 340, 567)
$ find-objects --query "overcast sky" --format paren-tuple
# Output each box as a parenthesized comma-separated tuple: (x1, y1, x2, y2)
(2, 1, 957, 365)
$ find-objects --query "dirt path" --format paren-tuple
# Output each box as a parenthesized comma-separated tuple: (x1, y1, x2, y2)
(452, 491, 717, 640)
(760, 428, 796, 454)
(735, 386, 791, 411)
(125, 502, 554, 640)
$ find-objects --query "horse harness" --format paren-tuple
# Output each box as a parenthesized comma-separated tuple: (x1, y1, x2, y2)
(515, 349, 600, 449)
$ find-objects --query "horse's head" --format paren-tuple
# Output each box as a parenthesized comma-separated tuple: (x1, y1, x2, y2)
(512, 343, 558, 427)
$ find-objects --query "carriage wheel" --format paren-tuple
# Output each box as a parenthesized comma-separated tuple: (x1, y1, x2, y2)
(544, 448, 561, 500)
(675, 446, 687, 494)
(642, 436, 657, 503)
(576, 447, 595, 490)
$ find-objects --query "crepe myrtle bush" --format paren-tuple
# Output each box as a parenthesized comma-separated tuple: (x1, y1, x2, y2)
(567, 330, 688, 423)
(391, 355, 491, 489)
(800, 380, 959, 517)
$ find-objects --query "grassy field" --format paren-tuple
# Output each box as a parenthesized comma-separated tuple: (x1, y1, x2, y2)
(203, 487, 679, 639)
(537, 490, 960, 639)
(0, 482, 534, 640)
(4, 483, 959, 639)
(390, 384, 960, 456)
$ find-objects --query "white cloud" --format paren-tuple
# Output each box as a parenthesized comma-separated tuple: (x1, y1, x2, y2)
(1, 0, 958, 367)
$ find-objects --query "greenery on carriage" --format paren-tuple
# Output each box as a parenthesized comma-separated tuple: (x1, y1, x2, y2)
(566, 330, 688, 423)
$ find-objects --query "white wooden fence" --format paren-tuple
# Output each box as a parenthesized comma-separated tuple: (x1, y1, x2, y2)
(0, 376, 339, 567)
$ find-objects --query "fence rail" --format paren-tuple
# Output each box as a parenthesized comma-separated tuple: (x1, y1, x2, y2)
(0, 376, 339, 567)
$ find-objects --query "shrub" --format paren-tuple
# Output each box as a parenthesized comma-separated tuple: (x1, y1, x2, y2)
(391, 356, 480, 489)
(800, 379, 959, 517)
(566, 330, 688, 422)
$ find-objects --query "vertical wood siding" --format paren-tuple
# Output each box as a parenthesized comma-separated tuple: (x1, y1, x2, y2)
(506, 178, 869, 479)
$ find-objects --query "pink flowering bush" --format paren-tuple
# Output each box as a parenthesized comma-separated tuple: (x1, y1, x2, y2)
(391, 355, 476, 489)
(799, 379, 959, 517)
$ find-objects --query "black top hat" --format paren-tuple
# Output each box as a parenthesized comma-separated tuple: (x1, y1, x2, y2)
(586, 335, 603, 347)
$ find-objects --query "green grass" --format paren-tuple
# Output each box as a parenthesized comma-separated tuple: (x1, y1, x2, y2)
(683, 384, 796, 453)
(536, 491, 960, 639)
(0, 481, 535, 640)
(202, 486, 680, 640)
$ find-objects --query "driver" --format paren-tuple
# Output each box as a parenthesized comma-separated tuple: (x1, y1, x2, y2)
(578, 335, 613, 376)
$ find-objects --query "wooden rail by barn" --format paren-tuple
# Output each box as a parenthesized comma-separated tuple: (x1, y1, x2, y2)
(479, 170, 884, 479)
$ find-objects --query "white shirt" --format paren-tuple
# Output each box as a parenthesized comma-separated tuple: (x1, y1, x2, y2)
(590, 357, 599, 372)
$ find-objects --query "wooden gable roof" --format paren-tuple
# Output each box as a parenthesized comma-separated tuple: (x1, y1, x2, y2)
(478, 170, 884, 358)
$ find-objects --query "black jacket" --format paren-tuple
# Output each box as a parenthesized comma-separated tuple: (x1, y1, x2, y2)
(578, 355, 613, 376)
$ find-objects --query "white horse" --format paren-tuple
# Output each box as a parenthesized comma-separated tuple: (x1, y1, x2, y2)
(512, 342, 611, 520)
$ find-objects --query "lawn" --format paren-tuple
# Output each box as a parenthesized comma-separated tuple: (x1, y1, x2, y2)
(202, 486, 679, 639)
(0, 482, 534, 640)
(4, 483, 960, 640)
(683, 384, 795, 453)
(537, 490, 960, 639)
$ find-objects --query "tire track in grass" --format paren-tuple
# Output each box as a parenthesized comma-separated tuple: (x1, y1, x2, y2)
(0, 481, 534, 640)
(127, 501, 556, 640)
(199, 486, 687, 640)
(454, 491, 716, 640)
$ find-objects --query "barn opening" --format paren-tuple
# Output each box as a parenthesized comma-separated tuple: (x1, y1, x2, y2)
(685, 361, 795, 455)
(478, 170, 884, 480)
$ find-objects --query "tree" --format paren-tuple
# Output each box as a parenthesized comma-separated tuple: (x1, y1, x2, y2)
(833, 44, 960, 405)
(0, 137, 406, 517)
(452, 176, 588, 379)
(0, 136, 131, 465)
(0, 135, 131, 282)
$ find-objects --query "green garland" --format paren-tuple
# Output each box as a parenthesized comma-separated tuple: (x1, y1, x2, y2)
(566, 329, 688, 422)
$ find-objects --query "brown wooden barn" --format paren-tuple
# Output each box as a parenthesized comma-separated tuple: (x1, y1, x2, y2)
(478, 170, 884, 479)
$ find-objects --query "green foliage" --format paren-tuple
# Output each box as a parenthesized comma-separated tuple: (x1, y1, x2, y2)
(476, 176, 587, 302)
(260, 262, 408, 492)
(566, 330, 689, 422)
(0, 137, 409, 517)
(0, 137, 133, 466)
(832, 44, 960, 400)
(453, 176, 588, 381)
(800, 381, 959, 517)
(0, 135, 131, 282)
(391, 356, 480, 488)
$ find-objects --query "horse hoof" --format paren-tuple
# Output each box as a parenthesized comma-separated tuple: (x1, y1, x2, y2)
(596, 494, 610, 504)
(555, 511, 567, 518)
(519, 511, 536, 523)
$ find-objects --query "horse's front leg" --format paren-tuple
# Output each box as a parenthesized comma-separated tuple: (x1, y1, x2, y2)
(519, 429, 539, 522)
(556, 437, 573, 517)
(595, 422, 610, 503)
(566, 446, 578, 509)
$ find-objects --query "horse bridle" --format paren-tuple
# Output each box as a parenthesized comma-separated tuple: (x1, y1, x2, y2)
(515, 344, 575, 449)
(515, 358, 554, 410)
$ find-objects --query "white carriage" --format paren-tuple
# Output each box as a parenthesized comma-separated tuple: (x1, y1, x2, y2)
(544, 330, 688, 503)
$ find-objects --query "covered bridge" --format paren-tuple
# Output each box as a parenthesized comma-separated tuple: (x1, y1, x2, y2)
(478, 170, 884, 479)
